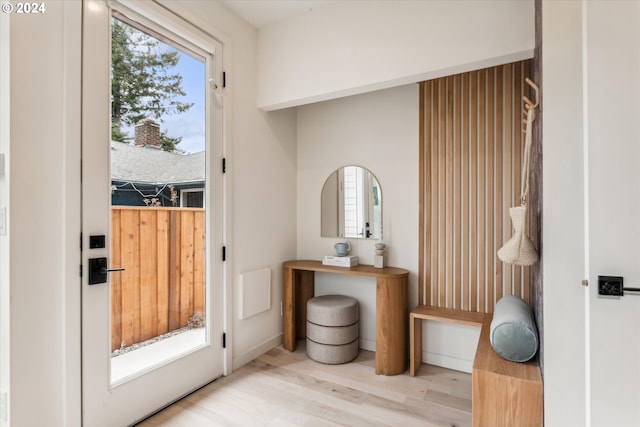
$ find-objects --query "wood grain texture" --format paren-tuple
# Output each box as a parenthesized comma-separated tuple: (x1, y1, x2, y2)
(169, 210, 181, 331)
(409, 306, 487, 377)
(139, 210, 158, 341)
(111, 209, 123, 351)
(375, 276, 407, 375)
(411, 305, 488, 327)
(156, 210, 170, 336)
(472, 369, 543, 427)
(472, 318, 541, 382)
(110, 207, 205, 351)
(408, 307, 542, 427)
(282, 266, 295, 351)
(418, 82, 429, 306)
(294, 270, 314, 340)
(179, 210, 195, 326)
(138, 345, 473, 427)
(472, 318, 542, 427)
(121, 208, 140, 347)
(409, 313, 423, 376)
(193, 210, 205, 315)
(418, 61, 533, 314)
(283, 260, 409, 278)
(282, 261, 408, 375)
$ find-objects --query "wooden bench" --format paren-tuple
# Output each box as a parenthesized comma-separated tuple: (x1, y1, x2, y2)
(410, 306, 543, 427)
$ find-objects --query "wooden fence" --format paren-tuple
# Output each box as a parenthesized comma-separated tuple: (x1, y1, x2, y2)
(111, 206, 206, 352)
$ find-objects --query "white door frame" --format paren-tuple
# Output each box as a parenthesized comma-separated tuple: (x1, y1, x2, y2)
(81, 1, 229, 424)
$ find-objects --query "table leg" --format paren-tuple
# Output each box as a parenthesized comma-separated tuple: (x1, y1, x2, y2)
(283, 267, 315, 352)
(283, 266, 295, 351)
(295, 270, 315, 340)
(410, 314, 422, 376)
(375, 275, 407, 375)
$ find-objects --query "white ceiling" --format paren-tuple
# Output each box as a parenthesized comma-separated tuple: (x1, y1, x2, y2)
(221, 0, 337, 28)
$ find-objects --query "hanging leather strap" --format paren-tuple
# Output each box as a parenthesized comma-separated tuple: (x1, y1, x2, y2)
(520, 106, 535, 205)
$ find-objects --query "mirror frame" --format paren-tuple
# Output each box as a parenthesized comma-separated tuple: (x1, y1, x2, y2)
(320, 165, 382, 239)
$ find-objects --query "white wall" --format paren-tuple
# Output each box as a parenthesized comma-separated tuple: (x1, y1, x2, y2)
(112, 0, 299, 372)
(258, 0, 535, 110)
(2, 1, 297, 425)
(542, 1, 587, 425)
(297, 85, 418, 351)
(261, 0, 535, 372)
(296, 84, 479, 371)
(0, 8, 10, 427)
(138, 0, 300, 371)
(543, 2, 640, 427)
(6, 2, 82, 425)
(18, 0, 640, 424)
(586, 2, 640, 426)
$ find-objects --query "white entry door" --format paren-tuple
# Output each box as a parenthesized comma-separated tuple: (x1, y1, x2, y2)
(81, 1, 225, 425)
(586, 2, 640, 426)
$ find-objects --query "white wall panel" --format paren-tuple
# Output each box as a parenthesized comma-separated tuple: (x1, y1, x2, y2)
(542, 1, 587, 426)
(258, 0, 534, 110)
(586, 2, 640, 426)
(158, 0, 298, 371)
(7, 2, 82, 425)
(296, 85, 461, 365)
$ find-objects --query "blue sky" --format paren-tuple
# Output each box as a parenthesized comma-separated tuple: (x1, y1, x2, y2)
(118, 21, 206, 154)
(160, 51, 206, 154)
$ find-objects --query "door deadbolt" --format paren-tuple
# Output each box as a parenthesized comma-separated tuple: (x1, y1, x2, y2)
(88, 257, 125, 285)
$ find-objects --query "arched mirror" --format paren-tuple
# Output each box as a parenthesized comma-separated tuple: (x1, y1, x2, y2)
(321, 165, 382, 239)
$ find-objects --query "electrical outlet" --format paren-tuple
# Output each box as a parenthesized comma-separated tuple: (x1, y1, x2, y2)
(598, 275, 624, 296)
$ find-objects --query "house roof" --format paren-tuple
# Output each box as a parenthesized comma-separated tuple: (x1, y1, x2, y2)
(110, 141, 205, 185)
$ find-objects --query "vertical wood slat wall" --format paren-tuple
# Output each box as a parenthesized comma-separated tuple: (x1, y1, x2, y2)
(419, 60, 532, 314)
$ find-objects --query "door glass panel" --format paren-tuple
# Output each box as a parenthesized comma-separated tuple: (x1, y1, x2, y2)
(109, 17, 207, 384)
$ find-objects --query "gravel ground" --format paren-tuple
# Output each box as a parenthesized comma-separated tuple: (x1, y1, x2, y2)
(111, 326, 196, 358)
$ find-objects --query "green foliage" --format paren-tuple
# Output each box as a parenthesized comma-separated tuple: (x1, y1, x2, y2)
(160, 132, 185, 154)
(111, 122, 128, 143)
(111, 18, 193, 151)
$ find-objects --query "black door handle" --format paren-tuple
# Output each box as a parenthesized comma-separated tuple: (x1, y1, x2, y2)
(88, 257, 125, 285)
(101, 267, 125, 273)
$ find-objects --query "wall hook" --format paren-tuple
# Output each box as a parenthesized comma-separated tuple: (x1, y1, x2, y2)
(524, 77, 539, 109)
(208, 78, 225, 99)
(520, 78, 539, 133)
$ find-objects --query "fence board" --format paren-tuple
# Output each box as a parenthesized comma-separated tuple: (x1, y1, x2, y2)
(156, 210, 170, 335)
(111, 207, 205, 352)
(180, 211, 195, 326)
(169, 210, 182, 332)
(193, 212, 206, 315)
(111, 209, 122, 351)
(119, 209, 140, 348)
(139, 210, 157, 341)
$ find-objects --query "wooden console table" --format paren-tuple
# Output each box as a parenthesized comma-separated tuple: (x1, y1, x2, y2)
(282, 260, 409, 375)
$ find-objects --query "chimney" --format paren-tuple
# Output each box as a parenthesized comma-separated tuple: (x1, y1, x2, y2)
(134, 118, 161, 147)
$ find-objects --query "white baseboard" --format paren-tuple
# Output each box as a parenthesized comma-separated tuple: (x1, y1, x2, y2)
(232, 335, 376, 370)
(230, 336, 472, 374)
(359, 338, 375, 352)
(232, 333, 282, 371)
(423, 351, 473, 374)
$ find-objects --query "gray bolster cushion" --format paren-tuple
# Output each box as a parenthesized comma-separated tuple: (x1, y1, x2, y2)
(490, 295, 539, 362)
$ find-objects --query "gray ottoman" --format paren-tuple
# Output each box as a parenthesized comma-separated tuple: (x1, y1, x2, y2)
(306, 295, 359, 365)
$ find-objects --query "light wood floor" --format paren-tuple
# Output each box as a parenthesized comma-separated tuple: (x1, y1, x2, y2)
(136, 343, 472, 427)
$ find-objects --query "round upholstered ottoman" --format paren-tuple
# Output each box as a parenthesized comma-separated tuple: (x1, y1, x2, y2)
(306, 295, 359, 365)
